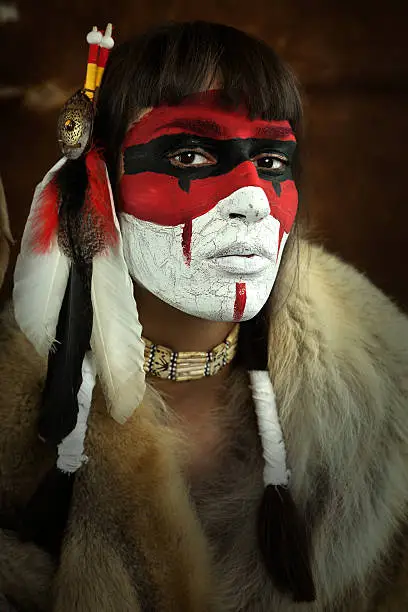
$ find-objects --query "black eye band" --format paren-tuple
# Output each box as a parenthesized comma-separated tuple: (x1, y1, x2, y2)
(123, 134, 297, 184)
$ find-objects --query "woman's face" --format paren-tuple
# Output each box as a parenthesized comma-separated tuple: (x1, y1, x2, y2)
(119, 91, 298, 322)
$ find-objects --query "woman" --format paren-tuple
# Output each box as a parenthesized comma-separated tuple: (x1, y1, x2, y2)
(1, 20, 408, 612)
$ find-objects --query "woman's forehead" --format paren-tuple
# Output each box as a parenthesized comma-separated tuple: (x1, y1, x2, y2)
(124, 90, 295, 148)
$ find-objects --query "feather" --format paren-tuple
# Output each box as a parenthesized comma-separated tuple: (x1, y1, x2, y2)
(90, 165, 146, 423)
(30, 173, 60, 253)
(13, 158, 70, 356)
(84, 148, 117, 247)
(39, 262, 93, 444)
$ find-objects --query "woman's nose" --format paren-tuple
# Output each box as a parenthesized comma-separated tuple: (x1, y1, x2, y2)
(217, 185, 270, 224)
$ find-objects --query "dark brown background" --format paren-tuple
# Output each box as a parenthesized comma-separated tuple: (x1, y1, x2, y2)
(1, 0, 407, 307)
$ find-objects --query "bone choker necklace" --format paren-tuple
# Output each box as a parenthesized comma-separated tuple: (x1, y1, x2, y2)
(142, 324, 239, 381)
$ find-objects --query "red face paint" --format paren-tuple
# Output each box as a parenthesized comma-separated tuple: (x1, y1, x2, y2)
(120, 91, 298, 234)
(233, 282, 247, 321)
(122, 92, 296, 146)
(182, 220, 192, 265)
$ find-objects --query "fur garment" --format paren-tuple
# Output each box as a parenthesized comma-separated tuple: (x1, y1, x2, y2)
(0, 175, 12, 288)
(1, 238, 408, 611)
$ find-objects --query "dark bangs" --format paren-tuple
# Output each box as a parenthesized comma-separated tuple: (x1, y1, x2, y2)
(94, 21, 303, 182)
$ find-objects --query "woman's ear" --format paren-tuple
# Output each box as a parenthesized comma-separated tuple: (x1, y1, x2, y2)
(0, 175, 13, 288)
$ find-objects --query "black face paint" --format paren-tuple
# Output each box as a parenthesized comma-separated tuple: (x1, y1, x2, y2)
(123, 133, 296, 195)
(178, 176, 191, 193)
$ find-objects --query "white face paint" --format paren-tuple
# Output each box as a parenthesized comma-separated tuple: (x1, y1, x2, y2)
(120, 185, 289, 322)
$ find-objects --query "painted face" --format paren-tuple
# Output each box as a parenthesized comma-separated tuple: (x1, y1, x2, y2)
(119, 91, 298, 322)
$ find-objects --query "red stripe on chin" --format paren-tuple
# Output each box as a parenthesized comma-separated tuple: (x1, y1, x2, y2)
(233, 282, 247, 321)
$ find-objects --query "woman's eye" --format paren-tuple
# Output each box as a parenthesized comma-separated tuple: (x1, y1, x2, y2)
(168, 150, 216, 168)
(253, 154, 288, 174)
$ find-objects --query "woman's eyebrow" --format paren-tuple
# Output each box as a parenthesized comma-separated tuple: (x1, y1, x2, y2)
(255, 125, 294, 139)
(154, 118, 225, 138)
(153, 119, 294, 141)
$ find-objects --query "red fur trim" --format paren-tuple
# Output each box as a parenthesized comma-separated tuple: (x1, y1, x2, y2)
(84, 148, 118, 248)
(31, 178, 60, 253)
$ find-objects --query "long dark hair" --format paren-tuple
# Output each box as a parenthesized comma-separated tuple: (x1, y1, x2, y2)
(94, 21, 303, 192)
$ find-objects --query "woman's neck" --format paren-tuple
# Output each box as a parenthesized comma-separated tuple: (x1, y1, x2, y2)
(134, 283, 235, 353)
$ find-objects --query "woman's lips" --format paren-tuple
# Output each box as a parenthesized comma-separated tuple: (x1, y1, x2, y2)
(208, 254, 270, 274)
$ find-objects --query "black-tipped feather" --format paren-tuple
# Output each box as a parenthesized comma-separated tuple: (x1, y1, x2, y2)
(38, 157, 93, 444)
(38, 261, 92, 444)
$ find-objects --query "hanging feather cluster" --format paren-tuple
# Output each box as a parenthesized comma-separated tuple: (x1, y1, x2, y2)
(15, 21, 146, 556)
(24, 157, 91, 446)
(58, 149, 146, 425)
(56, 148, 147, 424)
(14, 148, 146, 432)
(16, 150, 146, 552)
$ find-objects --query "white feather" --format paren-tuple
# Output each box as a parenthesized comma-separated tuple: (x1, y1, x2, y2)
(249, 370, 290, 487)
(13, 158, 70, 357)
(90, 166, 146, 423)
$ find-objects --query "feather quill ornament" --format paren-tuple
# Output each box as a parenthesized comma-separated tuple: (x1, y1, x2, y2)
(13, 158, 70, 356)
(90, 163, 146, 423)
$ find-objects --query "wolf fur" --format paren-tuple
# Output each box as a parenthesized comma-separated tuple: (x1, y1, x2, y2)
(1, 239, 408, 611)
